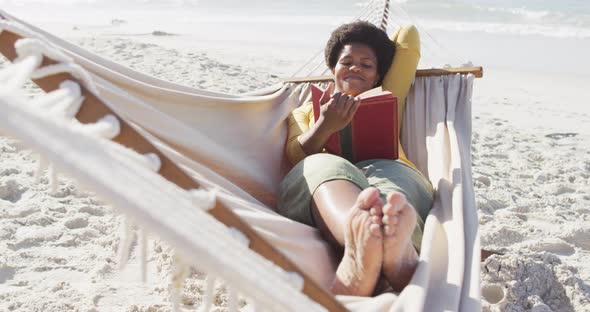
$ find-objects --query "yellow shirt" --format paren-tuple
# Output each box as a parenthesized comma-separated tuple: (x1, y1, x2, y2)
(285, 101, 416, 168)
(285, 25, 421, 168)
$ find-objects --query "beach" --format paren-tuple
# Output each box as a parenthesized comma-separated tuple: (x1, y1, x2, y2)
(1, 1, 590, 311)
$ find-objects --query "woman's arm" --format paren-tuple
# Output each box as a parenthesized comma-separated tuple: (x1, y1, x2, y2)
(285, 89, 360, 165)
(285, 104, 312, 165)
(298, 92, 360, 156)
(296, 117, 334, 156)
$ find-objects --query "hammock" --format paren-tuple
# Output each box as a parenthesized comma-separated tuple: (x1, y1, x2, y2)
(0, 5, 481, 312)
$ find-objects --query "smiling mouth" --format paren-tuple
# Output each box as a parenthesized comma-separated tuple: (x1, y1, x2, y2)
(344, 76, 365, 81)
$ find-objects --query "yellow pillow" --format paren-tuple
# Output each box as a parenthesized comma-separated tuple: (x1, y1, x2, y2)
(381, 25, 421, 131)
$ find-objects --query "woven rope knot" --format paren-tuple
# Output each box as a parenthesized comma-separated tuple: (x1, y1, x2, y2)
(286, 271, 305, 291)
(227, 227, 250, 247)
(32, 63, 98, 94)
(79, 114, 121, 139)
(14, 38, 43, 68)
(143, 153, 162, 172)
(190, 188, 217, 211)
(53, 80, 84, 118)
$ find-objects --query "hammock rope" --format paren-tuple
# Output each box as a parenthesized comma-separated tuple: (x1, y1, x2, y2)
(1, 52, 40, 92)
(138, 228, 148, 283)
(2, 24, 99, 93)
(191, 188, 218, 211)
(294, 0, 472, 79)
(75, 114, 121, 139)
(380, 0, 391, 31)
(43, 81, 84, 118)
(170, 252, 191, 312)
(49, 163, 59, 194)
(228, 286, 239, 312)
(201, 275, 217, 312)
(117, 216, 134, 269)
(34, 155, 49, 183)
(290, 0, 391, 78)
(290, 0, 384, 78)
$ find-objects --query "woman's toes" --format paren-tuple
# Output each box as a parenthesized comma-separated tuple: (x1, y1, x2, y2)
(382, 209, 400, 234)
(358, 187, 383, 228)
(369, 223, 382, 237)
(333, 187, 385, 296)
(370, 213, 383, 236)
(383, 212, 399, 224)
(382, 191, 419, 291)
(357, 187, 380, 211)
(382, 204, 395, 219)
(383, 225, 392, 236)
(370, 207, 380, 216)
(386, 192, 406, 206)
(371, 215, 382, 225)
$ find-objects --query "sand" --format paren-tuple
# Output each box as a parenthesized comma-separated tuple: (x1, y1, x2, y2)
(1, 29, 589, 312)
(472, 70, 590, 311)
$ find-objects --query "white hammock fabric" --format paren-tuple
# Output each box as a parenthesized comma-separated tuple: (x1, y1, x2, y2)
(0, 10, 481, 312)
(0, 93, 324, 312)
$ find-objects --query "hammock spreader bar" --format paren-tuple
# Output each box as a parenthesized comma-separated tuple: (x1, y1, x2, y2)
(283, 66, 484, 84)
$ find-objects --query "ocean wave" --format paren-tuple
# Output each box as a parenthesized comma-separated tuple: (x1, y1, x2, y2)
(1, 0, 200, 7)
(484, 6, 550, 20)
(383, 0, 590, 39)
(476, 5, 589, 28)
(352, 0, 590, 31)
(417, 19, 590, 39)
(4, 0, 590, 39)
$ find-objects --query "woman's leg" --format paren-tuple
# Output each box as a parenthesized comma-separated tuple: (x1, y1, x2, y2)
(357, 159, 434, 291)
(310, 179, 363, 248)
(381, 192, 420, 291)
(318, 186, 384, 296)
(278, 154, 384, 296)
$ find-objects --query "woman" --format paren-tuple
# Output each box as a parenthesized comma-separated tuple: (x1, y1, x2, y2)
(277, 21, 434, 296)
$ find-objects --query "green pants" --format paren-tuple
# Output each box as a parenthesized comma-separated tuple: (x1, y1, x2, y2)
(277, 154, 434, 251)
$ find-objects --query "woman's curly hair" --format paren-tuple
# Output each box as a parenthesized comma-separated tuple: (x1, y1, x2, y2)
(324, 21, 395, 85)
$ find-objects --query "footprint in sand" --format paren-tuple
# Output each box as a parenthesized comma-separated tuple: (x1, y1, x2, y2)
(559, 227, 590, 251)
(0, 138, 17, 153)
(475, 175, 492, 187)
(0, 180, 28, 203)
(8, 227, 63, 251)
(110, 19, 127, 26)
(64, 215, 89, 230)
(481, 283, 505, 304)
(545, 132, 578, 140)
(51, 185, 82, 199)
(79, 205, 106, 217)
(0, 263, 16, 284)
(151, 30, 176, 36)
(478, 197, 508, 214)
(0, 168, 20, 176)
(488, 153, 509, 159)
(550, 185, 576, 196)
(481, 226, 525, 247)
(526, 238, 576, 256)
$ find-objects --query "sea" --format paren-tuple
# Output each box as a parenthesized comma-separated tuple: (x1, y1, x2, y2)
(1, 0, 589, 76)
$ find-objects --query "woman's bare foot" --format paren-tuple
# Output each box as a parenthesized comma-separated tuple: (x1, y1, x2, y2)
(382, 192, 420, 291)
(331, 187, 384, 296)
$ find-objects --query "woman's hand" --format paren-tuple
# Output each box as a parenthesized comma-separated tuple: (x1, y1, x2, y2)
(317, 91, 361, 134)
(297, 82, 361, 156)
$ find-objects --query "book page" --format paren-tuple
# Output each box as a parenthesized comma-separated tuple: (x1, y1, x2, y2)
(357, 86, 391, 99)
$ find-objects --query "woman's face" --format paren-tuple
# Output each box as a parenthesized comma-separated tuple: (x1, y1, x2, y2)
(332, 42, 379, 97)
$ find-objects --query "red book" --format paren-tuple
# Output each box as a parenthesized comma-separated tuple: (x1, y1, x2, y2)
(311, 84, 398, 162)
